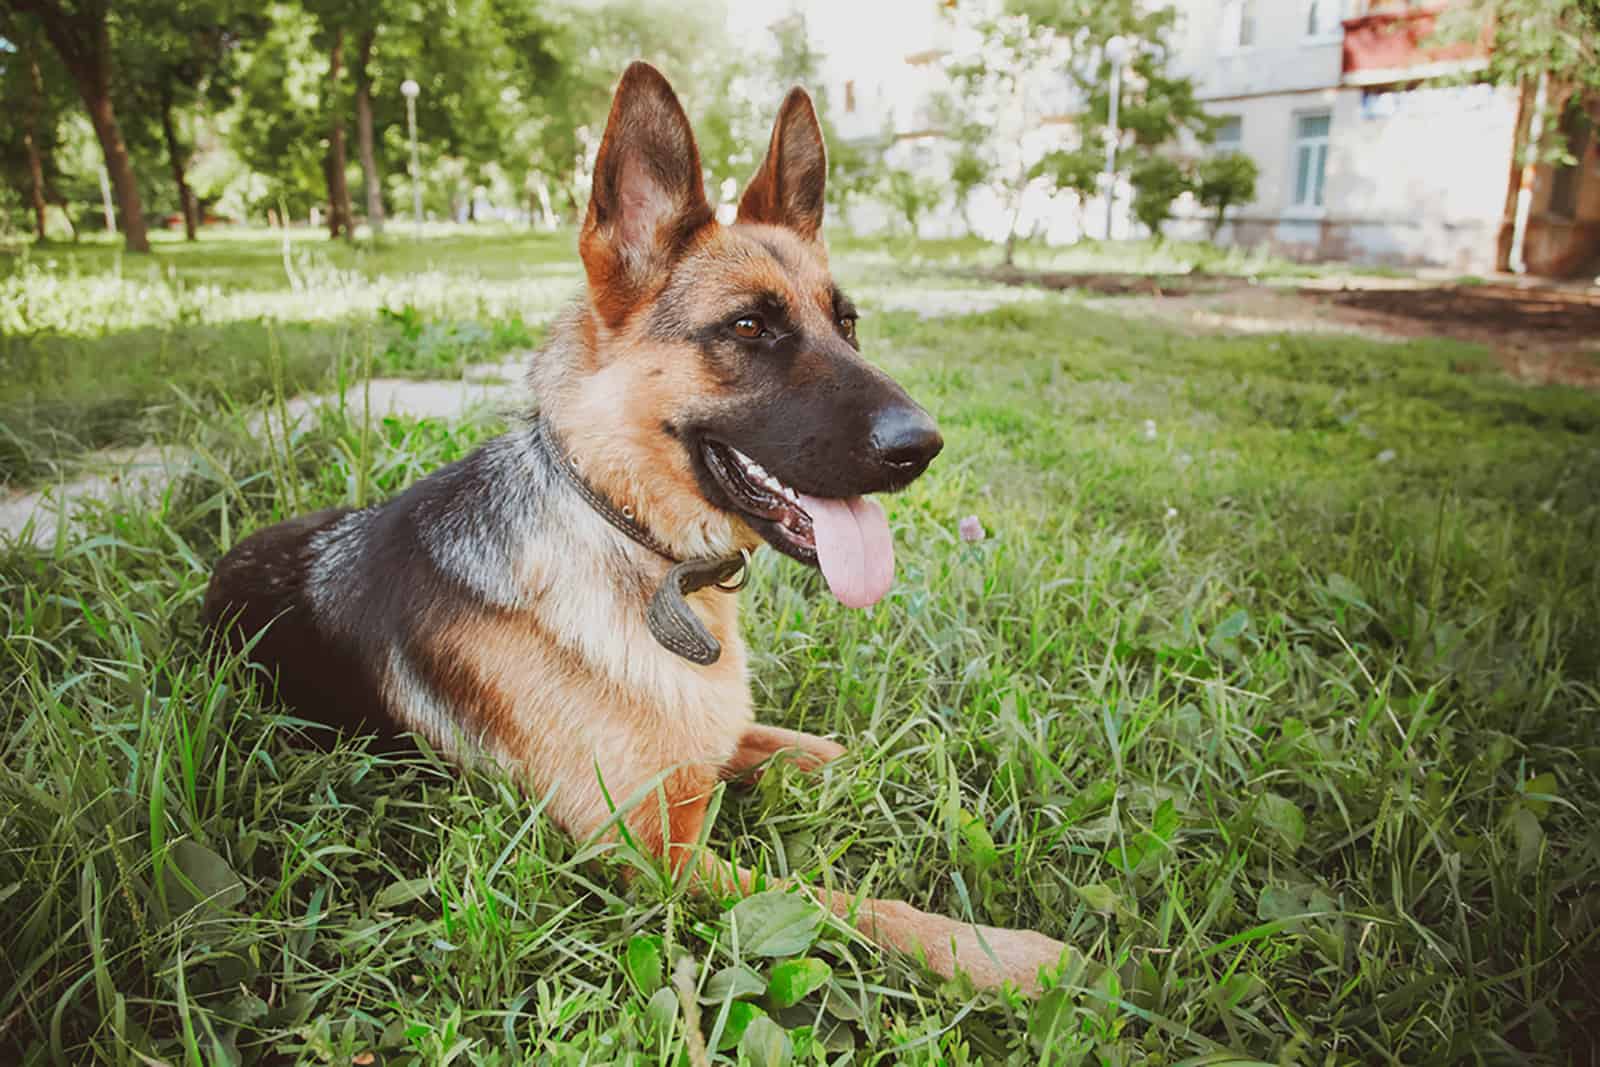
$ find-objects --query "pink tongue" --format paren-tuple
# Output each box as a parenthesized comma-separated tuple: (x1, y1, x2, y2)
(797, 494, 895, 608)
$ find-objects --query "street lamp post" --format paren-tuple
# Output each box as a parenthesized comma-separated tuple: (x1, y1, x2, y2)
(401, 78, 422, 241)
(1102, 35, 1131, 241)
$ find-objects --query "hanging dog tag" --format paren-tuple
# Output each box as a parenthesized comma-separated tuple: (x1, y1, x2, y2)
(646, 554, 746, 665)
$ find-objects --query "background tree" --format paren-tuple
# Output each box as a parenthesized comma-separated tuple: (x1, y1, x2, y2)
(948, 149, 988, 235)
(1129, 154, 1190, 240)
(1029, 145, 1101, 234)
(1005, 0, 1211, 244)
(4, 0, 152, 251)
(116, 0, 258, 240)
(882, 166, 941, 237)
(1195, 151, 1258, 238)
(938, 10, 1068, 264)
(1435, 0, 1600, 160)
(227, 4, 327, 221)
(304, 2, 353, 240)
(348, 11, 382, 236)
(0, 15, 78, 239)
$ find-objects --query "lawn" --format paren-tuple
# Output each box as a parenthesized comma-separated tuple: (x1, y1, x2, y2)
(2, 229, 1598, 1064)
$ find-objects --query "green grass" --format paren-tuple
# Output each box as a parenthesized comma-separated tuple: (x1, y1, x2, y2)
(3, 231, 1599, 1064)
(0, 226, 570, 486)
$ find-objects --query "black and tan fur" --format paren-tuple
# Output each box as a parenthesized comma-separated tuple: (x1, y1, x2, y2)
(204, 62, 1067, 992)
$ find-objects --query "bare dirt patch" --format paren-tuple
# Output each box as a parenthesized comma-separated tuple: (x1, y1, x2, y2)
(981, 266, 1249, 297)
(1304, 284, 1600, 388)
(986, 266, 1600, 389)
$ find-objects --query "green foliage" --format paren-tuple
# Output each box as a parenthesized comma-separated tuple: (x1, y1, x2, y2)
(0, 17, 80, 236)
(881, 167, 942, 235)
(226, 3, 331, 215)
(1436, 0, 1600, 95)
(1195, 151, 1260, 238)
(1431, 0, 1599, 161)
(1129, 154, 1191, 240)
(1030, 146, 1102, 198)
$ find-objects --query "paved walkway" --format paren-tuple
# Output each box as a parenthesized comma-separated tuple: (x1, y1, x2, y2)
(0, 358, 527, 550)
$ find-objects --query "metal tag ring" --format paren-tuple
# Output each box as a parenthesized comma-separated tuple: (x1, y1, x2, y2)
(715, 548, 752, 592)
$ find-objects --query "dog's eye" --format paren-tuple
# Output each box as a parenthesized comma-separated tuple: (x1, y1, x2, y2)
(838, 316, 858, 342)
(733, 316, 766, 340)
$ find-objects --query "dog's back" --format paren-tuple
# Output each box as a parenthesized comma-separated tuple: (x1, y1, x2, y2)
(204, 432, 551, 743)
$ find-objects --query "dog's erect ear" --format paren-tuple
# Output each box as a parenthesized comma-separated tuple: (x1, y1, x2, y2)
(737, 87, 827, 241)
(580, 62, 713, 325)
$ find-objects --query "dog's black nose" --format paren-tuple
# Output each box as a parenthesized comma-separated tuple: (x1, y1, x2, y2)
(871, 403, 943, 476)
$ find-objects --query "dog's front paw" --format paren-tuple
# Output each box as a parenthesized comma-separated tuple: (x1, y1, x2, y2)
(786, 734, 846, 772)
(858, 901, 1067, 997)
(947, 923, 1069, 996)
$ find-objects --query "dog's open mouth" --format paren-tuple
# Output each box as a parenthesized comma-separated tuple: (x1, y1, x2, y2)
(700, 440, 895, 608)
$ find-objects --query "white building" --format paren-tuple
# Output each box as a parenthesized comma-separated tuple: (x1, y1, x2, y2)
(734, 0, 1600, 275)
(1165, 0, 1599, 275)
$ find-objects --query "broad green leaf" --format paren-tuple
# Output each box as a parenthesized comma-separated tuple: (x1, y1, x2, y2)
(821, 980, 862, 1022)
(1323, 573, 1369, 609)
(1075, 882, 1125, 917)
(715, 1001, 766, 1051)
(1214, 608, 1250, 639)
(373, 877, 432, 911)
(1511, 806, 1544, 876)
(739, 1015, 793, 1067)
(702, 964, 766, 1004)
(1028, 987, 1074, 1054)
(730, 891, 823, 958)
(957, 807, 1000, 873)
(1256, 885, 1303, 923)
(1152, 798, 1179, 841)
(163, 840, 245, 916)
(1255, 793, 1306, 852)
(624, 935, 663, 997)
(766, 958, 832, 1009)
(1521, 772, 1559, 817)
(646, 987, 678, 1032)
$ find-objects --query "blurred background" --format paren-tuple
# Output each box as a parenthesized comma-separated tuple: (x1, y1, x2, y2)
(0, 0, 1596, 276)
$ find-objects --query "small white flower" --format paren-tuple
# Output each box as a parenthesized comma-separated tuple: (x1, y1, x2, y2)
(1165, 507, 1179, 520)
(1177, 452, 1193, 468)
(958, 515, 986, 542)
(1376, 449, 1397, 464)
(1142, 419, 1158, 442)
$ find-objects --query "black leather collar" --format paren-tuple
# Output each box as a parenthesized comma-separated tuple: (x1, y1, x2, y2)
(532, 417, 747, 665)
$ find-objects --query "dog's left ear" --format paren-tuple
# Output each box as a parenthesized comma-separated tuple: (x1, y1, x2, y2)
(737, 87, 828, 241)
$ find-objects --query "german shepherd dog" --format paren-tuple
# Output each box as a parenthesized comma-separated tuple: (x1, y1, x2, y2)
(205, 62, 1067, 993)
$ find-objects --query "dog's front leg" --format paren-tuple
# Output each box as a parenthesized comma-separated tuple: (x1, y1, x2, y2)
(630, 781, 1068, 995)
(688, 850, 1068, 995)
(721, 723, 847, 781)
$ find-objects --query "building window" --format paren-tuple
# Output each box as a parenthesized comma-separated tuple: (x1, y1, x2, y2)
(1214, 116, 1243, 153)
(1291, 112, 1331, 209)
(1306, 0, 1349, 38)
(1220, 0, 1257, 49)
(1550, 103, 1592, 219)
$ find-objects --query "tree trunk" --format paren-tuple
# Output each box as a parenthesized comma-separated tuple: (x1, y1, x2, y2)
(75, 74, 151, 251)
(22, 49, 48, 241)
(11, 3, 149, 250)
(352, 27, 383, 238)
(159, 92, 198, 241)
(324, 28, 353, 242)
(23, 131, 49, 241)
(55, 197, 78, 240)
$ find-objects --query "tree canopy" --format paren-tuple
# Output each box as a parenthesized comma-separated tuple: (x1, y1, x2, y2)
(1, 0, 1220, 254)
